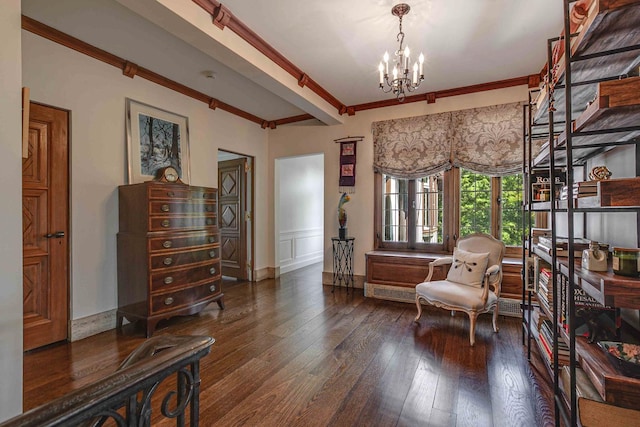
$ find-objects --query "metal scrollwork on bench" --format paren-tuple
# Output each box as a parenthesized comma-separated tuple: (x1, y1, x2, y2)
(0, 335, 214, 427)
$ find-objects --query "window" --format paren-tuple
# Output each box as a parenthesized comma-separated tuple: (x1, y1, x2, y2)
(375, 169, 523, 254)
(460, 169, 491, 237)
(500, 173, 524, 247)
(377, 173, 445, 251)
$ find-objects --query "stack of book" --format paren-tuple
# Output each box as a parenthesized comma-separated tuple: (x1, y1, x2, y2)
(557, 274, 618, 341)
(537, 265, 553, 312)
(573, 181, 598, 198)
(559, 181, 598, 200)
(536, 236, 608, 257)
(538, 318, 570, 366)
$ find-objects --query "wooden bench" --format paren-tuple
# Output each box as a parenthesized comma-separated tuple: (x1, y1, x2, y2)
(364, 251, 523, 314)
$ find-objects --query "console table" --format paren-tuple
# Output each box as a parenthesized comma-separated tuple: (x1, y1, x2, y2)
(331, 236, 355, 292)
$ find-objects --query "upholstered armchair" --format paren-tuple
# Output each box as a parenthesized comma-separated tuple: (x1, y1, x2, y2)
(414, 233, 506, 346)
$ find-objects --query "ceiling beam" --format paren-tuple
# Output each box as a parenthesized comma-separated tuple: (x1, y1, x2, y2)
(21, 15, 266, 126)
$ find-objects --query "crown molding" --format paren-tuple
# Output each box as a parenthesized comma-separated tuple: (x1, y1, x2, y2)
(22, 14, 540, 129)
(191, 0, 345, 114)
(21, 15, 265, 126)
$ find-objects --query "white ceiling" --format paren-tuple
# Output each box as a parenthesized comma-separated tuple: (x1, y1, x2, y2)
(21, 0, 564, 124)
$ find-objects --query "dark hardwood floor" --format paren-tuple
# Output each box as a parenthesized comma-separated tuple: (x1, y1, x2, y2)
(24, 263, 554, 426)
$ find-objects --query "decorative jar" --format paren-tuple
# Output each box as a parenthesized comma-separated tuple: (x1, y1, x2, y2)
(612, 247, 640, 277)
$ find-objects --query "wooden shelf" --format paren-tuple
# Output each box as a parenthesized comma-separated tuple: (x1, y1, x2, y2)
(532, 246, 640, 309)
(559, 261, 640, 309)
(533, 0, 640, 125)
(558, 177, 640, 209)
(533, 77, 640, 167)
(556, 77, 640, 146)
(577, 335, 640, 410)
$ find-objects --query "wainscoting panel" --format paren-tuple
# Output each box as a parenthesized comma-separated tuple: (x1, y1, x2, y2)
(279, 228, 323, 274)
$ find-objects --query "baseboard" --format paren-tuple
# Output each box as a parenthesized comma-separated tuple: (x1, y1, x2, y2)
(70, 309, 117, 341)
(322, 271, 365, 289)
(255, 266, 277, 282)
(364, 282, 522, 317)
(280, 255, 323, 274)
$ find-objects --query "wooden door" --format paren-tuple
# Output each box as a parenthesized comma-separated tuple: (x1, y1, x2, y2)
(218, 158, 247, 280)
(23, 103, 69, 351)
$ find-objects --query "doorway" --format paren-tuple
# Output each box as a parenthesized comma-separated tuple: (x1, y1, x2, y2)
(275, 154, 324, 274)
(23, 102, 70, 351)
(218, 150, 254, 281)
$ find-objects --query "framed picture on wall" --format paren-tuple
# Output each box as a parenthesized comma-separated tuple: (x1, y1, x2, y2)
(125, 98, 190, 184)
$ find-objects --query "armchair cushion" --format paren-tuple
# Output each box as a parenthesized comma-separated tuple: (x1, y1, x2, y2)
(446, 247, 490, 288)
(416, 280, 498, 311)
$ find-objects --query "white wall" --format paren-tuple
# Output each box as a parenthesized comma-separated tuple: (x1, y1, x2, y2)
(0, 1, 24, 419)
(276, 154, 324, 273)
(22, 31, 268, 324)
(267, 86, 530, 279)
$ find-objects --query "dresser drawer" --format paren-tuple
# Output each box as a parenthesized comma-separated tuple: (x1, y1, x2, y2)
(151, 279, 222, 314)
(150, 247, 219, 270)
(151, 261, 221, 292)
(148, 186, 217, 201)
(149, 215, 216, 231)
(149, 200, 216, 215)
(148, 232, 219, 252)
(148, 186, 191, 200)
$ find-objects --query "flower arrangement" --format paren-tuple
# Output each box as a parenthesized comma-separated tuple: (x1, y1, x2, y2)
(338, 193, 350, 228)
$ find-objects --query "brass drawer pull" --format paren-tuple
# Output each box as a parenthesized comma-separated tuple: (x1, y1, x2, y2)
(167, 191, 175, 197)
(161, 204, 170, 212)
(208, 236, 216, 243)
(162, 240, 172, 249)
(206, 219, 213, 225)
(209, 267, 216, 275)
(206, 205, 214, 212)
(161, 219, 171, 228)
(164, 276, 174, 285)
(209, 250, 216, 258)
(163, 257, 173, 266)
(164, 297, 174, 305)
(209, 284, 216, 292)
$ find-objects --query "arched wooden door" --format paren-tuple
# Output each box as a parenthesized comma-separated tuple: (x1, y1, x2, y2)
(23, 102, 69, 351)
(218, 158, 248, 280)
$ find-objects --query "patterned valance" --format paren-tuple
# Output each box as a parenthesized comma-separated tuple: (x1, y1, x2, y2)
(372, 102, 527, 178)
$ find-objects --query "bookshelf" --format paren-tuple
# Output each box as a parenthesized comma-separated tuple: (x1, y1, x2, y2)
(522, 1, 640, 425)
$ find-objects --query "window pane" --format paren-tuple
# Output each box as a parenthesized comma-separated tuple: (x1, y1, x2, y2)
(460, 169, 491, 236)
(414, 174, 444, 244)
(501, 173, 523, 246)
(382, 175, 408, 242)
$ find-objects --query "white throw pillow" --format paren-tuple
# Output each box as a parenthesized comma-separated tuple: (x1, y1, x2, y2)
(446, 247, 490, 288)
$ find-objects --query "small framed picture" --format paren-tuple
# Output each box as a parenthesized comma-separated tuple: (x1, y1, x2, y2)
(341, 164, 355, 177)
(341, 142, 355, 156)
(126, 99, 190, 184)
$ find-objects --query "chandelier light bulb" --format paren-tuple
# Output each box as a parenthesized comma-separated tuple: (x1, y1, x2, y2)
(378, 62, 384, 85)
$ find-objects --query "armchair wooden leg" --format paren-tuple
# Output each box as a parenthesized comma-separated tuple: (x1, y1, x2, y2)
(492, 307, 500, 333)
(468, 312, 478, 346)
(414, 296, 423, 322)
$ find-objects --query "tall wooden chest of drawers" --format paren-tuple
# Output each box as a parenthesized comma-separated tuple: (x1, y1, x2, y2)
(116, 182, 224, 337)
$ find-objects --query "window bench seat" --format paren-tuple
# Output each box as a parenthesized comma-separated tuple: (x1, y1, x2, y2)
(364, 251, 523, 316)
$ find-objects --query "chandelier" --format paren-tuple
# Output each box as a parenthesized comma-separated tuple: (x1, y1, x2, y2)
(378, 3, 424, 102)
